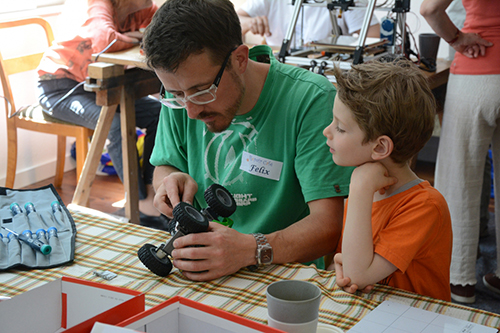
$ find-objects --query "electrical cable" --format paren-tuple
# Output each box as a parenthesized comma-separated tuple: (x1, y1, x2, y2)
(3, 39, 123, 118)
(43, 38, 139, 115)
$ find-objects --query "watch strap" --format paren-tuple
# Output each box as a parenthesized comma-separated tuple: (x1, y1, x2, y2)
(247, 233, 270, 271)
(252, 233, 272, 265)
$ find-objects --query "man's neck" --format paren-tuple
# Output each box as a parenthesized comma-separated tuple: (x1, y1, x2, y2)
(237, 60, 270, 115)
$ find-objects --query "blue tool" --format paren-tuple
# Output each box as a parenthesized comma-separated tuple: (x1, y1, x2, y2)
(51, 201, 65, 225)
(25, 202, 36, 215)
(1, 226, 52, 255)
(10, 203, 22, 216)
(47, 227, 58, 239)
(36, 228, 49, 244)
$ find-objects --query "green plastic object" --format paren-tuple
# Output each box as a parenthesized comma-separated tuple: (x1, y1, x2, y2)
(215, 217, 234, 228)
(40, 244, 52, 255)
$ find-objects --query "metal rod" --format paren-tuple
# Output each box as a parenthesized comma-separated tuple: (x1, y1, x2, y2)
(279, 0, 304, 61)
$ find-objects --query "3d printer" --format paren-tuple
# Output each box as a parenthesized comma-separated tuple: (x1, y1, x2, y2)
(277, 0, 411, 78)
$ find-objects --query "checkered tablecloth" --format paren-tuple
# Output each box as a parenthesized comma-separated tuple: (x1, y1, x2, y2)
(0, 206, 499, 332)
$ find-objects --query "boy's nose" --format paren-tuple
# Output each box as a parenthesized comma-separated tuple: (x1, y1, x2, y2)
(323, 124, 332, 138)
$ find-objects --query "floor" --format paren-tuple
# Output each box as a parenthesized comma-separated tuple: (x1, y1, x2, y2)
(23, 160, 500, 315)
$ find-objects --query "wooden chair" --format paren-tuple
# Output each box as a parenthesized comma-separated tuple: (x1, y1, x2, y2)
(0, 17, 93, 188)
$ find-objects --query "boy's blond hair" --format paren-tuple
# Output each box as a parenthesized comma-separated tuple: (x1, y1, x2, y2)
(333, 59, 436, 164)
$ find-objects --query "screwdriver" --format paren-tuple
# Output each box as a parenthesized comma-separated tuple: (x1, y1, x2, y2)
(1, 226, 52, 255)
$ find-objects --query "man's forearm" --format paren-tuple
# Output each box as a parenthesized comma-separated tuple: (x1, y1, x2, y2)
(266, 197, 344, 264)
(236, 9, 252, 36)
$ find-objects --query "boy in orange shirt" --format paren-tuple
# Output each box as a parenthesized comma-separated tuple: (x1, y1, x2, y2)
(323, 59, 453, 301)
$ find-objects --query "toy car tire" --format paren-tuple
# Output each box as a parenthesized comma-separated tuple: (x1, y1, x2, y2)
(174, 202, 209, 233)
(204, 184, 236, 217)
(137, 243, 173, 277)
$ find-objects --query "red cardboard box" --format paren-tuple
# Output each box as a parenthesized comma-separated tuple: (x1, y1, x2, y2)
(0, 276, 145, 332)
(95, 296, 284, 333)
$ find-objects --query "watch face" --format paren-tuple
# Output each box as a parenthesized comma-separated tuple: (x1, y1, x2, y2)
(260, 247, 273, 264)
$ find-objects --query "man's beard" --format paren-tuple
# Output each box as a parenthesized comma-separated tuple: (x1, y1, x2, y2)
(202, 74, 245, 133)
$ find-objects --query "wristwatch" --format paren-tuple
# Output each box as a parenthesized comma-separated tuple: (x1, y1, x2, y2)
(248, 233, 273, 271)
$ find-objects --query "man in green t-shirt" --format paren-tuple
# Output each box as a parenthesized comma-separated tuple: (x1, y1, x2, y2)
(142, 0, 353, 281)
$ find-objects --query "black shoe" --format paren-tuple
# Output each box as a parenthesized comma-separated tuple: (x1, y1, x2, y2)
(139, 212, 171, 232)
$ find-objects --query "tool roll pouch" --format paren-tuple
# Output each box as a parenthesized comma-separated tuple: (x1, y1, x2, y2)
(0, 185, 76, 271)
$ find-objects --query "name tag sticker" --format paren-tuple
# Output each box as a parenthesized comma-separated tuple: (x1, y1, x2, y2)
(240, 151, 283, 181)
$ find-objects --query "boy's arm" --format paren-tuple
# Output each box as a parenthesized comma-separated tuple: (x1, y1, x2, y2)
(342, 163, 398, 289)
(333, 253, 374, 293)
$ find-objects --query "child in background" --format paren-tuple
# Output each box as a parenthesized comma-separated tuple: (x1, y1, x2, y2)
(323, 59, 453, 301)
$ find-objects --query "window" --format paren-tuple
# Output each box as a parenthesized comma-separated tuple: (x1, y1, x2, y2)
(0, 0, 65, 15)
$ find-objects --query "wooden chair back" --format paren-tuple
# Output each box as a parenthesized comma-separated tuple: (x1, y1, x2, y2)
(0, 17, 92, 188)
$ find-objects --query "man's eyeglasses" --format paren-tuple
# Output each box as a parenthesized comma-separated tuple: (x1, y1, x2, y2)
(159, 47, 238, 109)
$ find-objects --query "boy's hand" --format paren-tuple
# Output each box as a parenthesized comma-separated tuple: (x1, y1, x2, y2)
(332, 253, 374, 294)
(351, 162, 398, 195)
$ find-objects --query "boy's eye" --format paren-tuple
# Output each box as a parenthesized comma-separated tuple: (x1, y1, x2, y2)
(336, 125, 345, 133)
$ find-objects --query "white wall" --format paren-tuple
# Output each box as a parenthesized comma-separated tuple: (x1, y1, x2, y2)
(0, 0, 448, 188)
(0, 14, 73, 189)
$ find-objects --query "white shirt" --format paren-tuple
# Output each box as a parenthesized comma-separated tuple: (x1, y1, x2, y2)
(240, 0, 379, 47)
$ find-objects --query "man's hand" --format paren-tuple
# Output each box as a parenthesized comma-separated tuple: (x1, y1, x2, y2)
(153, 171, 198, 218)
(237, 9, 271, 38)
(170, 222, 256, 281)
(332, 253, 374, 294)
(247, 15, 271, 37)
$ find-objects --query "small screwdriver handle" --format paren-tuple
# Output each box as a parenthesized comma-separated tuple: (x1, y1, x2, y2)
(18, 232, 52, 255)
(1, 226, 51, 255)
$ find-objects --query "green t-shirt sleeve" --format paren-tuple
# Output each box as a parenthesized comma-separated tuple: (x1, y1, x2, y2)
(150, 105, 188, 173)
(294, 80, 353, 203)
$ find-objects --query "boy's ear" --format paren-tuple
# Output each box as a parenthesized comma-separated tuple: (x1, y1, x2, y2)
(371, 135, 394, 161)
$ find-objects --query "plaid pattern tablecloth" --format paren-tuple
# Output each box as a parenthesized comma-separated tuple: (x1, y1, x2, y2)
(0, 206, 499, 332)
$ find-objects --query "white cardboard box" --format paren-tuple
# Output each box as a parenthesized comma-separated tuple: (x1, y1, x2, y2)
(91, 296, 284, 333)
(0, 276, 145, 332)
(348, 300, 497, 333)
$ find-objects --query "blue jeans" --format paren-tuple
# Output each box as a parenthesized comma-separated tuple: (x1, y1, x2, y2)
(37, 78, 161, 200)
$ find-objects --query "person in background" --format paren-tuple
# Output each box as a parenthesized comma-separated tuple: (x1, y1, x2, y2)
(37, 0, 168, 229)
(445, 0, 491, 241)
(237, 0, 380, 47)
(142, 0, 353, 281)
(421, 0, 499, 303)
(324, 59, 452, 302)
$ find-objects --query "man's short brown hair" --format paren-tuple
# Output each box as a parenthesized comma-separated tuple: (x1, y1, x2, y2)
(143, 0, 242, 72)
(333, 59, 436, 164)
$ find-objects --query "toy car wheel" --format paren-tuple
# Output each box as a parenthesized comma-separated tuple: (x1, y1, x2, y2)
(204, 184, 236, 217)
(137, 243, 173, 277)
(174, 202, 209, 234)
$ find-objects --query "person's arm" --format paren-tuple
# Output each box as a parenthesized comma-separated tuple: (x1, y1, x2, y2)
(420, 0, 493, 58)
(237, 8, 271, 38)
(332, 253, 374, 293)
(366, 23, 380, 38)
(341, 163, 398, 289)
(152, 165, 199, 218)
(87, 1, 154, 53)
(267, 196, 343, 264)
(351, 23, 380, 38)
(171, 196, 344, 281)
